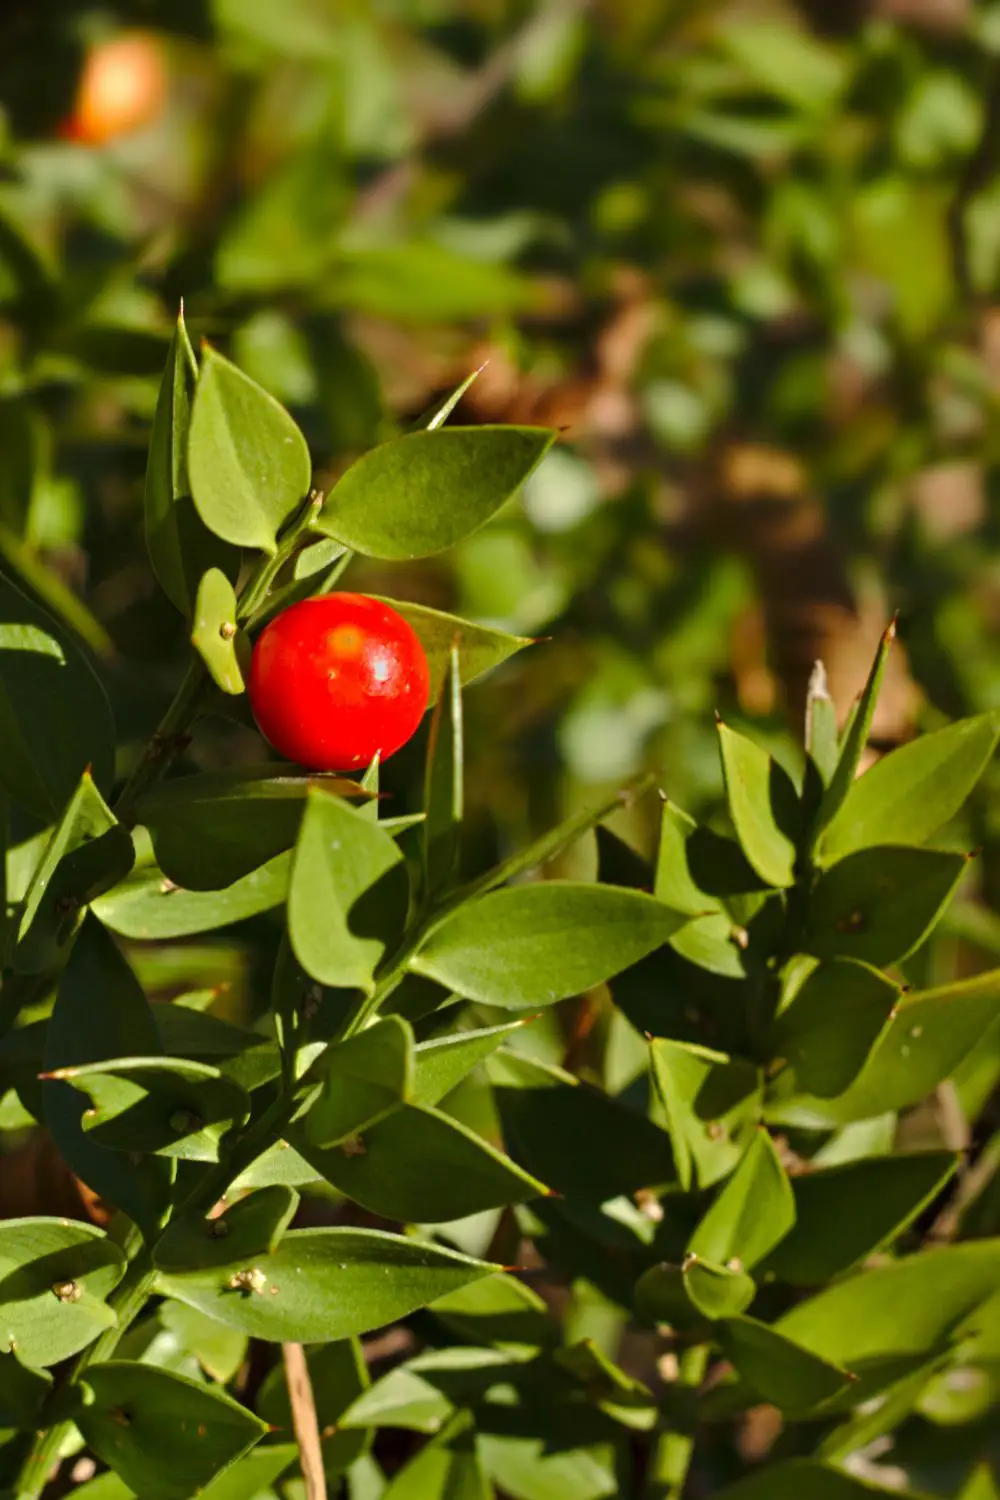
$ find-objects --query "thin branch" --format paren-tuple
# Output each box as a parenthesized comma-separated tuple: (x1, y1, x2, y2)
(282, 1343, 327, 1500)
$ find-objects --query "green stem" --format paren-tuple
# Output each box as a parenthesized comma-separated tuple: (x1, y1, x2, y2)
(114, 660, 211, 826)
(237, 493, 323, 627)
(646, 1344, 709, 1500)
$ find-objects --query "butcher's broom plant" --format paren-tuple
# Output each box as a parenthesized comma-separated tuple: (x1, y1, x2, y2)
(2, 317, 1000, 1500)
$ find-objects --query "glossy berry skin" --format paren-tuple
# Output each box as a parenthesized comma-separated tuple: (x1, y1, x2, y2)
(248, 594, 431, 772)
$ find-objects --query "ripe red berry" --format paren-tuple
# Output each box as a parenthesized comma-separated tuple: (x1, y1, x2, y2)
(248, 594, 431, 772)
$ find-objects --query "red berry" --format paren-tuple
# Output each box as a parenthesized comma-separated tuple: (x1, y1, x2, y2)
(248, 594, 431, 771)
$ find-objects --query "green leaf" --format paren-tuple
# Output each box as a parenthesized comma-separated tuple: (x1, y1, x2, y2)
(382, 1416, 493, 1499)
(635, 1257, 756, 1325)
(197, 1446, 299, 1500)
(188, 344, 312, 553)
(297, 1101, 547, 1222)
(717, 18, 846, 110)
(478, 1423, 620, 1500)
(423, 644, 463, 898)
(429, 1274, 556, 1349)
(960, 1468, 1000, 1500)
(490, 1051, 674, 1204)
(257, 1340, 370, 1477)
(761, 1153, 959, 1285)
(775, 968, 1000, 1125)
(411, 882, 689, 1009)
(0, 1217, 125, 1366)
(803, 846, 967, 966)
(289, 790, 409, 993)
(94, 852, 290, 939)
(136, 767, 368, 891)
(13, 771, 133, 974)
(772, 959, 900, 1098)
(711, 1459, 921, 1500)
(818, 712, 1000, 864)
(777, 1239, 1000, 1366)
(159, 1299, 247, 1383)
(46, 1056, 250, 1160)
(313, 426, 555, 560)
(716, 1316, 855, 1413)
(0, 567, 116, 818)
(655, 802, 748, 978)
(157, 1227, 498, 1342)
(805, 660, 839, 786)
(77, 1361, 267, 1500)
(812, 622, 895, 841)
(689, 1129, 794, 1270)
(463, 780, 652, 904)
(0, 1349, 51, 1425)
(304, 1015, 414, 1147)
(717, 722, 798, 887)
(191, 568, 248, 695)
(373, 601, 534, 703)
(412, 1022, 530, 1107)
(415, 367, 484, 432)
(144, 309, 237, 616)
(154, 1185, 299, 1273)
(649, 1039, 762, 1192)
(43, 916, 174, 1241)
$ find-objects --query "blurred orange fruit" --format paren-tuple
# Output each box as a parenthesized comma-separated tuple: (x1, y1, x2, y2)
(63, 33, 167, 146)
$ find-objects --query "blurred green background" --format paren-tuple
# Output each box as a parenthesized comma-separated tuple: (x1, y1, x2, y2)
(5, 1, 1000, 1047)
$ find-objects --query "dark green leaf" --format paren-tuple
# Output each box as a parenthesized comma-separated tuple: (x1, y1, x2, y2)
(803, 846, 967, 966)
(297, 1100, 547, 1221)
(144, 310, 237, 616)
(304, 1015, 414, 1147)
(191, 568, 248, 695)
(257, 1340, 370, 1477)
(772, 959, 900, 1098)
(774, 968, 1000, 1125)
(154, 1186, 299, 1273)
(490, 1050, 674, 1203)
(411, 882, 689, 1008)
(93, 852, 290, 939)
(635, 1257, 756, 1326)
(717, 722, 798, 887)
(289, 790, 409, 992)
(0, 1217, 125, 1366)
(761, 1153, 959, 1285)
(655, 802, 748, 979)
(188, 344, 312, 553)
(812, 622, 895, 841)
(649, 1039, 762, 1192)
(0, 1349, 52, 1425)
(313, 426, 555, 560)
(818, 713, 1000, 865)
(14, 771, 133, 974)
(43, 916, 174, 1241)
(77, 1361, 266, 1500)
(137, 766, 368, 891)
(157, 1227, 498, 1342)
(47, 1056, 250, 1160)
(0, 568, 116, 818)
(423, 644, 463, 898)
(716, 1317, 855, 1414)
(689, 1129, 794, 1269)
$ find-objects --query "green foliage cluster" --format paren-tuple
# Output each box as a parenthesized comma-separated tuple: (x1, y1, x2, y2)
(0, 322, 997, 1500)
(5, 1, 1000, 1497)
